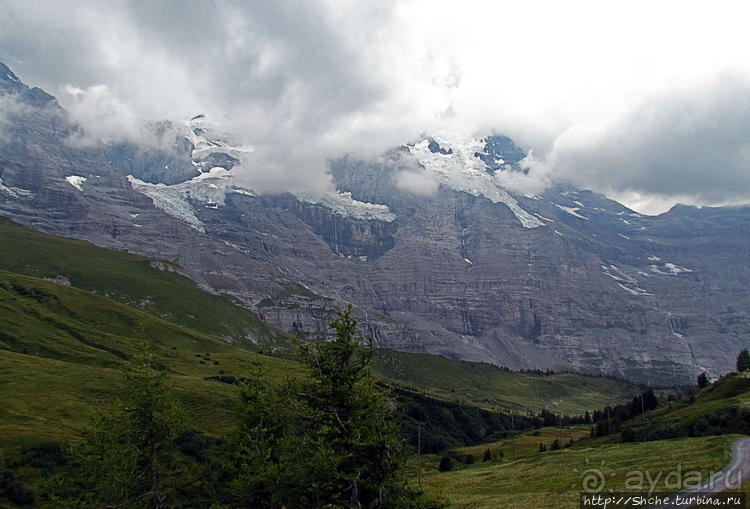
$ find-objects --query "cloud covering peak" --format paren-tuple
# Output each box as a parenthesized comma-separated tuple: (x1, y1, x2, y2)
(2, 0, 750, 211)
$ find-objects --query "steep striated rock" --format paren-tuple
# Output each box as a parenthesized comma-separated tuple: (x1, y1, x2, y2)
(263, 194, 397, 259)
(2, 61, 749, 384)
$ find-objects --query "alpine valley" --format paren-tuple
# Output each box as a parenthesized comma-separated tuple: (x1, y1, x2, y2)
(2, 61, 749, 385)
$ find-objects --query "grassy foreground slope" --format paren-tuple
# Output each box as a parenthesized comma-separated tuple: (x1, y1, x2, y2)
(0, 270, 301, 450)
(413, 430, 738, 509)
(411, 371, 750, 508)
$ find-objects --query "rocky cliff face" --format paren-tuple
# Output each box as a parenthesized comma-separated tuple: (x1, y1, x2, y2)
(2, 62, 749, 384)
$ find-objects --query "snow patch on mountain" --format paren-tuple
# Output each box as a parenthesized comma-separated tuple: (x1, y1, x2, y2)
(601, 264, 650, 296)
(295, 191, 397, 222)
(0, 176, 17, 197)
(534, 213, 554, 222)
(650, 262, 693, 275)
(65, 175, 87, 192)
(0, 176, 32, 199)
(230, 188, 255, 197)
(129, 162, 397, 231)
(407, 136, 543, 229)
(555, 204, 589, 220)
(173, 115, 397, 223)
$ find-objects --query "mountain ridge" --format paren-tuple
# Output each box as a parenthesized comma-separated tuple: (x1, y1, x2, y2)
(1, 61, 749, 383)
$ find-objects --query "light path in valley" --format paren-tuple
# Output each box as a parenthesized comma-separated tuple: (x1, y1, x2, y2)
(646, 437, 750, 508)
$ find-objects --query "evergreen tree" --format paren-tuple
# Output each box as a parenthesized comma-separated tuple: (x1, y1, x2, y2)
(737, 349, 750, 372)
(642, 389, 659, 411)
(482, 448, 492, 462)
(697, 372, 709, 389)
(48, 343, 186, 508)
(229, 305, 432, 508)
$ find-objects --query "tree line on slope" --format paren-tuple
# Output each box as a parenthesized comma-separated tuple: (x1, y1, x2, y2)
(589, 349, 750, 443)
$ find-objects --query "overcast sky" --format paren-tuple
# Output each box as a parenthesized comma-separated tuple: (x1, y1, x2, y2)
(2, 0, 750, 213)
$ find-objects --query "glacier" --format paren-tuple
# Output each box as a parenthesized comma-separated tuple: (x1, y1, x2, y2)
(294, 190, 397, 222)
(407, 136, 543, 229)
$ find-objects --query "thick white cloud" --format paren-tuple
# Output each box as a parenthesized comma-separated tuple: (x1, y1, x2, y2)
(394, 169, 440, 196)
(2, 0, 750, 209)
(517, 72, 750, 213)
(61, 84, 141, 145)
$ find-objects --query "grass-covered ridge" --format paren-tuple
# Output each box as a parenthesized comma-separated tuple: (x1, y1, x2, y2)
(0, 272, 301, 450)
(0, 216, 280, 346)
(620, 371, 750, 442)
(374, 349, 642, 415)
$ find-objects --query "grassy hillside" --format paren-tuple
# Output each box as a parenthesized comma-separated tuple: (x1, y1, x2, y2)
(0, 271, 301, 451)
(0, 273, 641, 454)
(411, 429, 738, 508)
(375, 349, 642, 415)
(620, 371, 750, 442)
(0, 348, 298, 450)
(408, 372, 750, 508)
(0, 216, 280, 346)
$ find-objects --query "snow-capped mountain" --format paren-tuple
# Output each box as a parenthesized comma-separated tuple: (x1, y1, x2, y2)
(2, 61, 750, 384)
(111, 113, 399, 231)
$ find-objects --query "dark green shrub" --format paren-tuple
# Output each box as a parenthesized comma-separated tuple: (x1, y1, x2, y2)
(438, 456, 453, 472)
